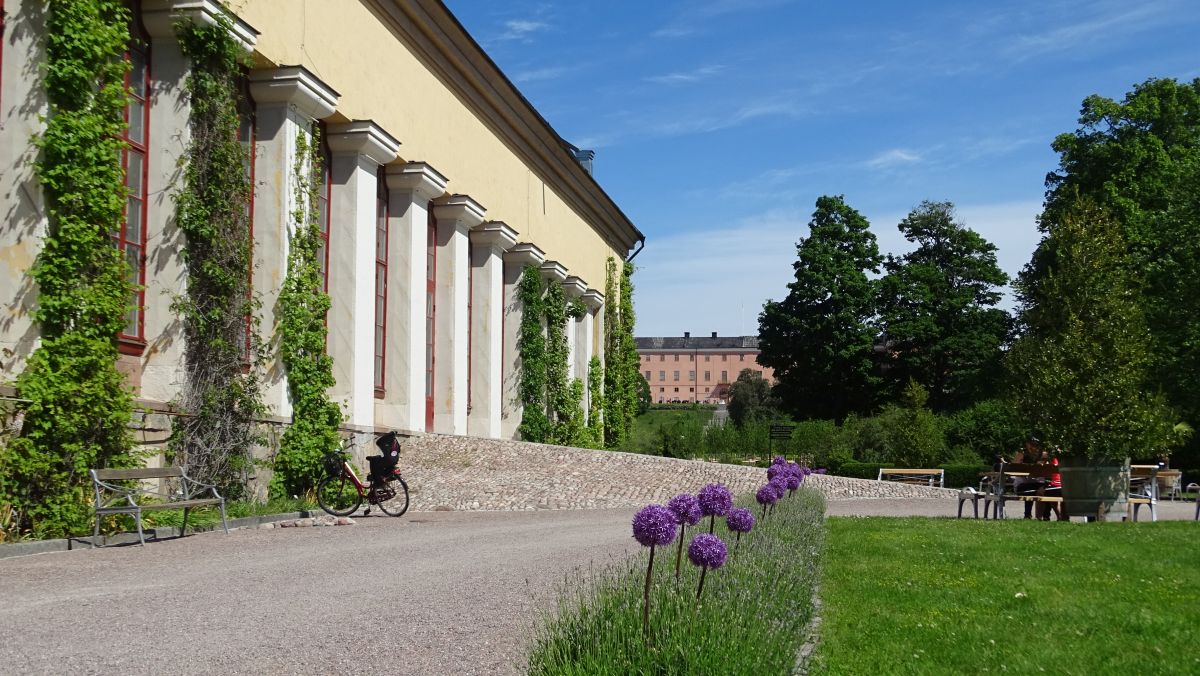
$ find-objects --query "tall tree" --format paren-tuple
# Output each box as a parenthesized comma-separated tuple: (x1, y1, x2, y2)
(876, 201, 1010, 411)
(758, 195, 882, 421)
(1008, 198, 1175, 460)
(727, 368, 778, 428)
(1025, 78, 1200, 452)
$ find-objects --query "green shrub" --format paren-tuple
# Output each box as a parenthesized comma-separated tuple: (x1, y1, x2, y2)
(943, 398, 1023, 463)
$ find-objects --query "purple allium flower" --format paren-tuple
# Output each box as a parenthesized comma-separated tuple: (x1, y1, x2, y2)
(785, 473, 802, 490)
(688, 533, 729, 570)
(667, 493, 702, 527)
(697, 483, 733, 517)
(767, 464, 785, 480)
(756, 483, 779, 506)
(632, 504, 678, 547)
(726, 507, 755, 533)
(769, 477, 788, 498)
(772, 456, 787, 466)
(815, 468, 827, 474)
(802, 467, 813, 476)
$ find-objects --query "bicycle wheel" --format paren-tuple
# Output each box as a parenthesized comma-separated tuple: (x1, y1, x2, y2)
(375, 476, 410, 517)
(317, 473, 362, 517)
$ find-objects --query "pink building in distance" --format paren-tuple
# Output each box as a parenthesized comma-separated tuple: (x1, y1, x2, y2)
(636, 333, 775, 404)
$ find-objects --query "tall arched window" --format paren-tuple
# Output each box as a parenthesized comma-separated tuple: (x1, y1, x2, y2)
(425, 204, 436, 431)
(237, 77, 256, 362)
(373, 166, 388, 396)
(313, 122, 332, 294)
(117, 5, 151, 352)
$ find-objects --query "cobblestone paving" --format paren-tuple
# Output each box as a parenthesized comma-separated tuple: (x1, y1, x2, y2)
(397, 434, 956, 511)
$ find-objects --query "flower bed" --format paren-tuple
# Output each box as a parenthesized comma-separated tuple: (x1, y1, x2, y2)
(528, 469, 826, 674)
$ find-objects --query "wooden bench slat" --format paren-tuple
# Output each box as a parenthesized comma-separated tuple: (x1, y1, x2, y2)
(93, 467, 184, 480)
(96, 498, 222, 513)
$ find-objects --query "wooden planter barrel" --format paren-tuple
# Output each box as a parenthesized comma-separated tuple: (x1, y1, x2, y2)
(1059, 456, 1130, 521)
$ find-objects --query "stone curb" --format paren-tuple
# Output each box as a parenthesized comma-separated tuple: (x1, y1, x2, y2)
(0, 509, 324, 560)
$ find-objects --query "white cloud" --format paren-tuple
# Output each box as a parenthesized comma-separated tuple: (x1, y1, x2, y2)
(632, 200, 1042, 337)
(514, 66, 569, 83)
(494, 18, 549, 42)
(865, 149, 922, 170)
(645, 65, 726, 85)
(1002, 2, 1177, 62)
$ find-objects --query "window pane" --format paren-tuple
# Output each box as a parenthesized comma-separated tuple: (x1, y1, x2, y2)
(128, 100, 145, 145)
(130, 50, 147, 97)
(374, 357, 383, 387)
(125, 197, 142, 243)
(125, 150, 144, 196)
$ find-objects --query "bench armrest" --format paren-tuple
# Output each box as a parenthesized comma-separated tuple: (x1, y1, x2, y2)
(180, 470, 224, 501)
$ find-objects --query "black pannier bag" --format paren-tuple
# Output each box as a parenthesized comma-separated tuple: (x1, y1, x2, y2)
(369, 432, 401, 481)
(323, 453, 343, 477)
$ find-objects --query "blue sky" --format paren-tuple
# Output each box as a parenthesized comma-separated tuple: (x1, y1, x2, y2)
(445, 0, 1200, 337)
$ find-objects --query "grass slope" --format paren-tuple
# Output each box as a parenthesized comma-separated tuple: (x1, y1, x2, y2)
(814, 517, 1200, 675)
(627, 408, 714, 455)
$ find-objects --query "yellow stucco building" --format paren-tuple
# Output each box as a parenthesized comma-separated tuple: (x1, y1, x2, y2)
(0, 0, 643, 440)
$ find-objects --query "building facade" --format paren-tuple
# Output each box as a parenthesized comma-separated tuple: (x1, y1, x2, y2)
(636, 334, 774, 404)
(0, 0, 642, 440)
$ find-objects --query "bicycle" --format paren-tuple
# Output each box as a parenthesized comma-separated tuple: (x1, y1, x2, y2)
(316, 432, 410, 518)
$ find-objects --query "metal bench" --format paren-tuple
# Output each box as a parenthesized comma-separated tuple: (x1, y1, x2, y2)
(90, 466, 228, 547)
(877, 468, 945, 488)
(978, 463, 1061, 519)
(1128, 465, 1159, 522)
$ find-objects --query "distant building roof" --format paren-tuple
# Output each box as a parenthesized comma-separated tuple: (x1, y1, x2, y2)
(635, 335, 760, 350)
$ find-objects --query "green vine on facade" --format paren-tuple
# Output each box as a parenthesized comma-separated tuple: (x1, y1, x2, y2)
(603, 257, 639, 448)
(271, 128, 341, 498)
(1, 0, 139, 539)
(172, 18, 263, 500)
(516, 265, 551, 441)
(586, 355, 605, 449)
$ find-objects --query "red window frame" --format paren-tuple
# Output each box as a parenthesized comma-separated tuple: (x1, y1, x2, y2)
(1, 1, 7, 110)
(237, 77, 256, 364)
(425, 204, 437, 432)
(373, 166, 388, 397)
(117, 8, 151, 354)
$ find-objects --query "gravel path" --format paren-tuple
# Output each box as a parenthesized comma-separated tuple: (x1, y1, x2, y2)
(0, 509, 637, 676)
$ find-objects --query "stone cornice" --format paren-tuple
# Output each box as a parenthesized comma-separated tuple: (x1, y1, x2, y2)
(562, 276, 587, 298)
(432, 194, 486, 229)
(385, 161, 449, 201)
(503, 243, 545, 267)
(248, 66, 339, 120)
(581, 289, 604, 311)
(539, 261, 568, 284)
(469, 221, 519, 252)
(141, 0, 259, 51)
(362, 0, 644, 254)
(326, 120, 401, 165)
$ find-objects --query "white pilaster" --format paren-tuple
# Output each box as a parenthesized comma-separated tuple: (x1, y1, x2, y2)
(384, 162, 448, 432)
(432, 195, 486, 434)
(468, 222, 519, 438)
(248, 66, 339, 417)
(581, 289, 604, 422)
(562, 275, 587, 382)
(501, 244, 546, 440)
(325, 121, 400, 427)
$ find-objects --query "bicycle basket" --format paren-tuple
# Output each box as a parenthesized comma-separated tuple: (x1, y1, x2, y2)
(322, 453, 343, 477)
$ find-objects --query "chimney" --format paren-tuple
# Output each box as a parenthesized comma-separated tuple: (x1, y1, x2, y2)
(711, 331, 717, 338)
(572, 148, 595, 175)
(683, 331, 690, 339)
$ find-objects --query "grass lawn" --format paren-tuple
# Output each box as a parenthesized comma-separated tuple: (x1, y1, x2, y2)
(813, 518, 1200, 675)
(627, 408, 713, 455)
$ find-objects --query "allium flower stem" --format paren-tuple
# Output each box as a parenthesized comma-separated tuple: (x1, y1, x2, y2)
(643, 544, 656, 641)
(674, 525, 686, 581)
(735, 531, 742, 551)
(708, 514, 715, 534)
(696, 565, 709, 600)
